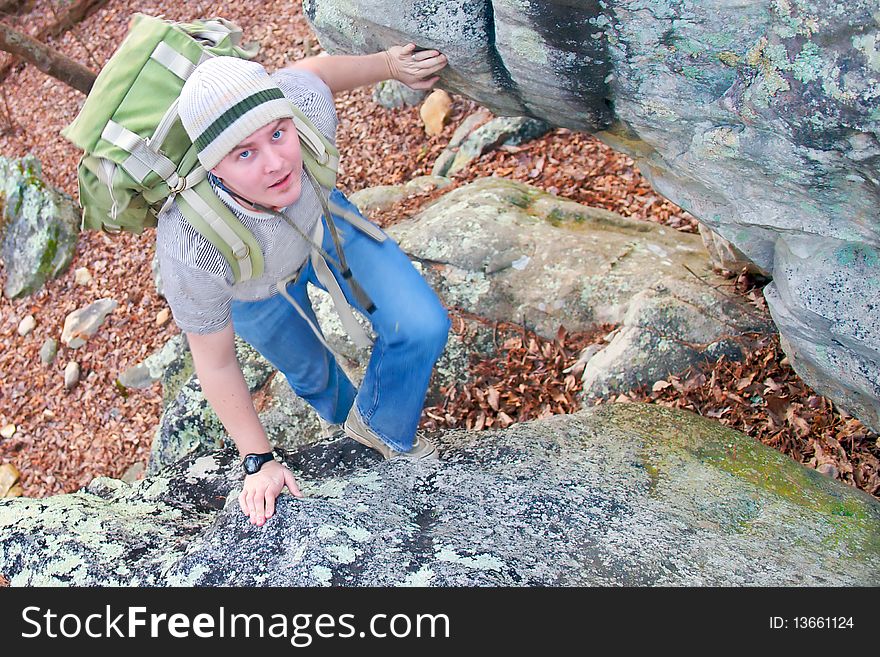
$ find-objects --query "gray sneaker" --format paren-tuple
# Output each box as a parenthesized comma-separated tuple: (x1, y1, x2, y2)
(343, 406, 438, 461)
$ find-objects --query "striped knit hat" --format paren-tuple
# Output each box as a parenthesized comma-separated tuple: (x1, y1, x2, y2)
(179, 56, 295, 170)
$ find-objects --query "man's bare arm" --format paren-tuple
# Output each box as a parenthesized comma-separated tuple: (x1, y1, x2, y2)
(186, 324, 302, 526)
(286, 43, 447, 94)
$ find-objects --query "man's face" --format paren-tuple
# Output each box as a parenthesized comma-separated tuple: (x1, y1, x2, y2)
(211, 117, 303, 211)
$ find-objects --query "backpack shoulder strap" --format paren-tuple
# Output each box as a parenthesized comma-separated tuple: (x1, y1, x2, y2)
(287, 103, 339, 189)
(177, 179, 264, 282)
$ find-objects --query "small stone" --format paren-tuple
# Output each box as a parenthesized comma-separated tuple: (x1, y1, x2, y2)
(42, 409, 55, 419)
(816, 463, 839, 479)
(74, 267, 93, 286)
(61, 298, 118, 348)
(156, 308, 171, 326)
(0, 423, 16, 439)
(64, 361, 81, 389)
(420, 89, 452, 136)
(0, 463, 21, 497)
(17, 315, 36, 336)
(39, 338, 58, 365)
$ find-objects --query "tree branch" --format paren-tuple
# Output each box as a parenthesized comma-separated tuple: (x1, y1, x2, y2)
(0, 21, 95, 93)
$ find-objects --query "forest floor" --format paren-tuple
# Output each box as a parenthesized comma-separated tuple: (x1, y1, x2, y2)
(0, 0, 876, 500)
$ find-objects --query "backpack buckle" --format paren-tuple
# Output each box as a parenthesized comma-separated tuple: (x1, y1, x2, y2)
(168, 175, 187, 194)
(233, 244, 250, 260)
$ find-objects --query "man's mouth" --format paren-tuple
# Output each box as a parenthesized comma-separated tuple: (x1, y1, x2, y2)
(269, 172, 292, 189)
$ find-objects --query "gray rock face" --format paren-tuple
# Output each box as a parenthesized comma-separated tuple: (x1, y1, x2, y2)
(764, 237, 880, 432)
(304, 0, 880, 430)
(303, 0, 613, 131)
(387, 178, 768, 395)
(2, 404, 877, 586)
(582, 279, 771, 398)
(348, 175, 451, 214)
(0, 156, 80, 299)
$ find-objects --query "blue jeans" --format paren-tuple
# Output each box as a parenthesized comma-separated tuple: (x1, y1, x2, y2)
(231, 189, 450, 451)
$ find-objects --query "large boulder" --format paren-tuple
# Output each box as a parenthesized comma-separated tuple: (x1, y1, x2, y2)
(303, 0, 880, 429)
(386, 177, 770, 396)
(1, 404, 877, 586)
(0, 155, 80, 298)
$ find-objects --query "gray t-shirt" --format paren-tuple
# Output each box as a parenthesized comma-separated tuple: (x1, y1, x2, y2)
(156, 68, 337, 335)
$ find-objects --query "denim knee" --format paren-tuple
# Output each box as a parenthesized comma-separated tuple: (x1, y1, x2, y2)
(386, 301, 450, 358)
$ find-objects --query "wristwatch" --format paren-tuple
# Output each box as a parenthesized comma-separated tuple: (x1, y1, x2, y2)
(241, 450, 277, 475)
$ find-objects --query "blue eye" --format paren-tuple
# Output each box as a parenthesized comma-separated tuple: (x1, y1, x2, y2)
(272, 129, 283, 140)
(237, 149, 252, 160)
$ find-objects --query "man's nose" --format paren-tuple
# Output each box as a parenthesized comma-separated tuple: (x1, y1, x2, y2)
(263, 147, 283, 172)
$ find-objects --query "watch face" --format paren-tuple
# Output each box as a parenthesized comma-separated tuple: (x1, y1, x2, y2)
(243, 453, 272, 475)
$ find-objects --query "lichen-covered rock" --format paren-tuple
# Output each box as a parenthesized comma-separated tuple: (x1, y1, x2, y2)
(348, 175, 451, 214)
(0, 155, 80, 299)
(371, 78, 427, 108)
(388, 178, 772, 395)
(442, 116, 552, 176)
(118, 334, 189, 390)
(1, 404, 877, 586)
(148, 338, 276, 474)
(431, 108, 494, 176)
(304, 0, 880, 434)
(581, 279, 771, 398)
(303, 0, 614, 131)
(764, 237, 880, 431)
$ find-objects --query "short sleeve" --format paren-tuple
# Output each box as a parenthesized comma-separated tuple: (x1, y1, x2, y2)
(156, 223, 234, 335)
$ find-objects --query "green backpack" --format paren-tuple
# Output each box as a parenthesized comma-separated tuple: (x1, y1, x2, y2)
(62, 13, 340, 283)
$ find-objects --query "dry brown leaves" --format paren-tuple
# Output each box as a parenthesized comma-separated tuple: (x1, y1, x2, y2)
(613, 273, 880, 497)
(422, 319, 613, 432)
